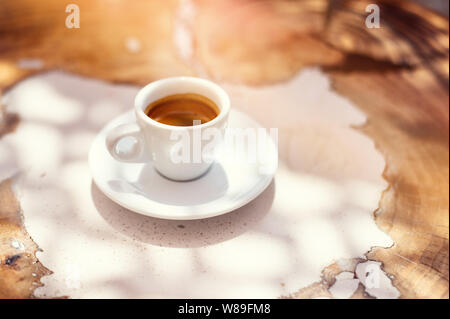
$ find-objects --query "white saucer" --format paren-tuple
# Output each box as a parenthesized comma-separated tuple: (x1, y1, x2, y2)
(88, 110, 277, 220)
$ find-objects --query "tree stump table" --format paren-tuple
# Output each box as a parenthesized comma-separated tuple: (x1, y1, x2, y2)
(0, 0, 448, 298)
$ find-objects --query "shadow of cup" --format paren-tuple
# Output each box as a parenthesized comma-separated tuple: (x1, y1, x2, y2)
(91, 179, 275, 248)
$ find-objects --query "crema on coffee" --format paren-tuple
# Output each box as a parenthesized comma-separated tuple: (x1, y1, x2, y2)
(145, 93, 219, 126)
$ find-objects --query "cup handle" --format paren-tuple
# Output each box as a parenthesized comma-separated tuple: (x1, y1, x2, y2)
(105, 123, 148, 162)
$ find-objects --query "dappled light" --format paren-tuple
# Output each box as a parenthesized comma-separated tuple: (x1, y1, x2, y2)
(0, 69, 394, 298)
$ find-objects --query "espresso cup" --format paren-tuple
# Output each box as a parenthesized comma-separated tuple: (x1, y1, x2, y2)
(105, 77, 230, 181)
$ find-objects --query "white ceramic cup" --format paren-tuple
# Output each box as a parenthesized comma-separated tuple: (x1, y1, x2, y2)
(105, 77, 230, 181)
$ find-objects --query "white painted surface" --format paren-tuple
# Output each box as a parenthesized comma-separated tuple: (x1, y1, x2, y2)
(0, 69, 393, 298)
(329, 271, 360, 299)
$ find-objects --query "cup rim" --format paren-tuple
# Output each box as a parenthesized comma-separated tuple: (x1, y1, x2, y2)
(134, 76, 230, 131)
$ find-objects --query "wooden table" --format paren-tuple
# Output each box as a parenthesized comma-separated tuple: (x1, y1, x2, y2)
(0, 0, 448, 298)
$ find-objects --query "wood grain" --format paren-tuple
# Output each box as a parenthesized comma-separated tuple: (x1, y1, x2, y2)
(0, 179, 50, 298)
(0, 0, 448, 298)
(329, 68, 449, 298)
(0, 0, 193, 89)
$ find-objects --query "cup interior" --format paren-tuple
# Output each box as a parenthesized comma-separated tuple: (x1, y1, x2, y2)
(135, 77, 229, 127)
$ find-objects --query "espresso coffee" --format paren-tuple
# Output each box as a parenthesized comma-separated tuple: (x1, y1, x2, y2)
(145, 93, 219, 126)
